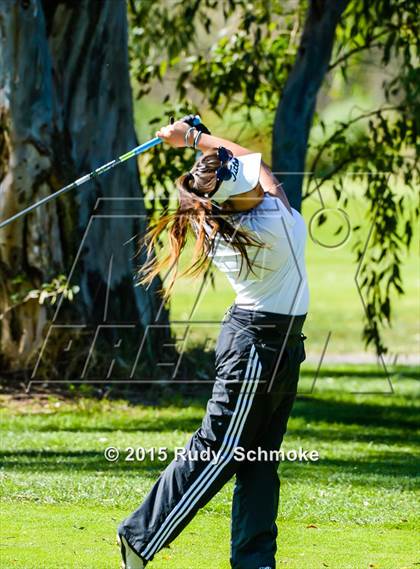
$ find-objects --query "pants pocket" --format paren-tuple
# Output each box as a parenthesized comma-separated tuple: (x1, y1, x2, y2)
(254, 341, 290, 394)
(299, 334, 307, 363)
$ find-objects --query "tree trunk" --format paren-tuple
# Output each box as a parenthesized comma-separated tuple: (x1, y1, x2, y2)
(0, 0, 167, 381)
(272, 0, 350, 211)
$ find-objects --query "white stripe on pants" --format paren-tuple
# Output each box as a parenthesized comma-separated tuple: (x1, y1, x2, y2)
(141, 344, 262, 559)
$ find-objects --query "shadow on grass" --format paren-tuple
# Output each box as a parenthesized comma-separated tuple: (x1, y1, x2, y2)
(289, 426, 419, 445)
(299, 366, 420, 379)
(2, 377, 418, 488)
(280, 453, 420, 483)
(7, 395, 418, 435)
(0, 449, 164, 475)
(292, 397, 420, 429)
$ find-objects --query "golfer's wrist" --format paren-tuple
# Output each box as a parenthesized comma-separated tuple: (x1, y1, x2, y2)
(194, 132, 213, 152)
(184, 127, 203, 149)
(184, 126, 195, 148)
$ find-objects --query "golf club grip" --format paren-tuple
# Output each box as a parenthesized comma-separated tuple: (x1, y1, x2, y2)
(180, 114, 211, 135)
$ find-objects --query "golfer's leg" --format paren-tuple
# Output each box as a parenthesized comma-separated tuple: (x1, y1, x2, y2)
(230, 343, 304, 569)
(231, 460, 279, 569)
(118, 342, 266, 563)
(230, 393, 296, 569)
(118, 425, 237, 561)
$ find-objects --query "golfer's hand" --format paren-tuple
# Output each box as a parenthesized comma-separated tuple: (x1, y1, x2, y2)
(156, 121, 190, 148)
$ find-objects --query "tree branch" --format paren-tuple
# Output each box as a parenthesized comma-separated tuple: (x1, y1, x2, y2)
(328, 30, 389, 70)
(307, 105, 402, 183)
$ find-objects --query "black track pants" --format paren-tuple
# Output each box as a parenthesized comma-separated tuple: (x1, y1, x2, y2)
(118, 305, 307, 569)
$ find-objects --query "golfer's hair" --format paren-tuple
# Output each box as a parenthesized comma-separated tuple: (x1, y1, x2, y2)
(137, 150, 263, 297)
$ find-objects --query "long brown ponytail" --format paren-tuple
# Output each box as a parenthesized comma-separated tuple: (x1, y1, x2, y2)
(137, 150, 263, 296)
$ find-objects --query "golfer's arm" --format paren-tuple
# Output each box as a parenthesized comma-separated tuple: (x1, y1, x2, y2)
(259, 160, 293, 214)
(196, 133, 254, 157)
(259, 160, 282, 196)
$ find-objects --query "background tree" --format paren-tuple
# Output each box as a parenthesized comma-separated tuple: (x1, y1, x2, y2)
(0, 0, 166, 379)
(128, 0, 419, 356)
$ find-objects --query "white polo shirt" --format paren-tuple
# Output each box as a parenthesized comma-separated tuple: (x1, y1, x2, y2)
(209, 192, 309, 315)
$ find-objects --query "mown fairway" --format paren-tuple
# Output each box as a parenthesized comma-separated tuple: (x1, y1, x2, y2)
(1, 369, 419, 568)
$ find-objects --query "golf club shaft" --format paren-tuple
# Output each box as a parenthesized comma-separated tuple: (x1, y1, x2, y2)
(0, 115, 201, 230)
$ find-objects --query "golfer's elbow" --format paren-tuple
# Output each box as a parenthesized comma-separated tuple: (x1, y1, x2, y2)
(259, 161, 278, 191)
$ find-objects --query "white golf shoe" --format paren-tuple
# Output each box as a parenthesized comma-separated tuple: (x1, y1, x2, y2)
(117, 533, 146, 569)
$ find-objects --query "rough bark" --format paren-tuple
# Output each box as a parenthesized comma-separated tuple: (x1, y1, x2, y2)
(0, 0, 167, 379)
(272, 0, 350, 211)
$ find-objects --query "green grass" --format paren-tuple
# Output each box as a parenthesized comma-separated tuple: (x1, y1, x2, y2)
(1, 369, 419, 568)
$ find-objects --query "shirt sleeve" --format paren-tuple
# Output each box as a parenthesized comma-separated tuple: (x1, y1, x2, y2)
(240, 194, 295, 246)
(263, 194, 295, 226)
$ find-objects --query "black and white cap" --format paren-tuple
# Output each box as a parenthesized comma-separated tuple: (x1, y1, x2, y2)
(211, 153, 262, 204)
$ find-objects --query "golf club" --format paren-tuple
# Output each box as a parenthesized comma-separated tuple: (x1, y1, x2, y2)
(0, 114, 206, 230)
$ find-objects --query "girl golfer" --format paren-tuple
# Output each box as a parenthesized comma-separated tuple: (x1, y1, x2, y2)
(117, 120, 309, 569)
